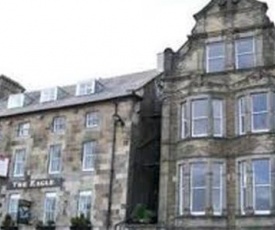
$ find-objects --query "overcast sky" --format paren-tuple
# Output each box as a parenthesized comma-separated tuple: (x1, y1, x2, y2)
(0, 0, 274, 91)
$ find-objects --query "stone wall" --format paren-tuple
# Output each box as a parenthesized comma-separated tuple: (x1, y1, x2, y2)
(159, 0, 275, 229)
(0, 99, 134, 229)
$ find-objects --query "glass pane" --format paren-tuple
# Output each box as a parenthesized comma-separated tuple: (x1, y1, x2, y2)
(239, 162, 247, 186)
(192, 99, 208, 117)
(213, 163, 222, 187)
(208, 42, 224, 57)
(214, 118, 222, 136)
(239, 97, 245, 114)
(238, 54, 254, 69)
(255, 187, 270, 211)
(237, 38, 253, 54)
(213, 100, 222, 117)
(253, 159, 270, 185)
(192, 163, 206, 187)
(192, 189, 205, 213)
(253, 113, 268, 130)
(181, 103, 188, 138)
(212, 188, 221, 214)
(208, 58, 225, 72)
(252, 94, 267, 112)
(240, 116, 245, 133)
(193, 119, 208, 136)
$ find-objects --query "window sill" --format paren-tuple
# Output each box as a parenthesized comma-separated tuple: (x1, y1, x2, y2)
(236, 213, 275, 218)
(176, 214, 226, 220)
(202, 65, 272, 77)
(234, 131, 275, 139)
(179, 136, 226, 143)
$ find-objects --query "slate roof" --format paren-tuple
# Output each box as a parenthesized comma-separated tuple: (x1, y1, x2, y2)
(0, 69, 160, 117)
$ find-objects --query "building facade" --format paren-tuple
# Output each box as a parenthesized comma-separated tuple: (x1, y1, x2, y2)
(0, 70, 161, 230)
(159, 0, 275, 229)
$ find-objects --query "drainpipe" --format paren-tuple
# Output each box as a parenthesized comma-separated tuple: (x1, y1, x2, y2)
(106, 102, 124, 230)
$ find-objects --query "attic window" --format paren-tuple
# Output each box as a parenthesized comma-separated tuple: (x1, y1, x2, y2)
(76, 81, 96, 96)
(7, 94, 24, 109)
(40, 87, 58, 103)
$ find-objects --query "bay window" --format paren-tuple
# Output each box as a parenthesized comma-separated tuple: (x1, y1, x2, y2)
(251, 93, 268, 132)
(213, 100, 223, 136)
(237, 92, 273, 135)
(181, 97, 224, 138)
(212, 163, 223, 215)
(191, 163, 207, 215)
(238, 97, 246, 135)
(252, 159, 271, 214)
(192, 100, 208, 137)
(238, 158, 272, 215)
(178, 160, 225, 216)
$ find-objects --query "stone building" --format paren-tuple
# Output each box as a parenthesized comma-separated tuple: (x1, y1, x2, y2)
(159, 0, 275, 229)
(0, 70, 161, 230)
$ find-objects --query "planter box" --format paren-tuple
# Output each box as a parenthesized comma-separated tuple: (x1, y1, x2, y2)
(70, 226, 92, 230)
(1, 227, 18, 230)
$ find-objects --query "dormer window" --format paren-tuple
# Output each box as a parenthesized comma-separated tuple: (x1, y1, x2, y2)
(40, 87, 58, 103)
(76, 81, 96, 96)
(206, 42, 225, 73)
(7, 94, 24, 109)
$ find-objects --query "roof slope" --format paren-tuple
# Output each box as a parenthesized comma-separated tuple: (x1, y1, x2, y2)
(0, 69, 160, 117)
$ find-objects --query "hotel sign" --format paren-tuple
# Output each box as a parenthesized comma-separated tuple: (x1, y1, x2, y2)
(7, 178, 63, 190)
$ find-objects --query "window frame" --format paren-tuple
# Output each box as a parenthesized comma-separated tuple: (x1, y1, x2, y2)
(17, 122, 30, 137)
(212, 99, 223, 137)
(238, 96, 246, 135)
(191, 99, 209, 137)
(212, 162, 223, 215)
(251, 93, 269, 133)
(43, 192, 57, 223)
(235, 37, 255, 70)
(190, 162, 207, 216)
(52, 116, 66, 134)
(239, 161, 247, 215)
(206, 41, 226, 73)
(8, 194, 20, 221)
(85, 112, 99, 128)
(76, 81, 96, 96)
(181, 96, 224, 139)
(237, 157, 272, 216)
(7, 94, 25, 109)
(178, 163, 185, 215)
(78, 191, 92, 219)
(48, 144, 62, 174)
(13, 148, 26, 177)
(181, 103, 188, 139)
(40, 87, 58, 103)
(82, 141, 96, 172)
(252, 159, 271, 215)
